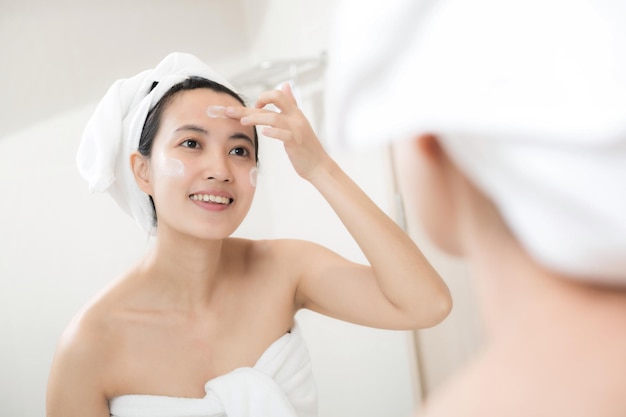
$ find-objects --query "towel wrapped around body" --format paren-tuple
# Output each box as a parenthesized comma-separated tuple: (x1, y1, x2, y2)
(109, 323, 317, 417)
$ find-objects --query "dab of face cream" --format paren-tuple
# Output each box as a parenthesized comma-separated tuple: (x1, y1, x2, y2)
(206, 105, 228, 119)
(249, 167, 258, 188)
(156, 155, 185, 177)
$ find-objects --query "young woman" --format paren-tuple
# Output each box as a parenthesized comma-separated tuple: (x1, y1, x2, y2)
(46, 53, 452, 417)
(325, 1, 626, 416)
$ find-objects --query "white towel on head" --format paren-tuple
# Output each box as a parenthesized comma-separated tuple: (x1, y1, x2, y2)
(76, 52, 236, 234)
(325, 0, 626, 284)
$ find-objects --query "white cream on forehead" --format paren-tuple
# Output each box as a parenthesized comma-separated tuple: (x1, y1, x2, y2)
(249, 167, 258, 188)
(206, 105, 229, 119)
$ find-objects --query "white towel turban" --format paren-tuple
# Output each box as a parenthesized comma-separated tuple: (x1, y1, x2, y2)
(325, 0, 626, 285)
(77, 52, 236, 234)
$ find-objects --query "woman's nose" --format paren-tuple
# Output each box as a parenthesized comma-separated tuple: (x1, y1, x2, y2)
(203, 153, 232, 182)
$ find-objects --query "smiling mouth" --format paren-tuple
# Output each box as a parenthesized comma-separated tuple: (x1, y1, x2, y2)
(190, 194, 233, 205)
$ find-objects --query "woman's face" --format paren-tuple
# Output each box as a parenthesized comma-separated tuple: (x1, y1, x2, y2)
(144, 88, 258, 240)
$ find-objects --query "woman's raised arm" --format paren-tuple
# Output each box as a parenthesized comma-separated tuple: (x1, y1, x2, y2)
(226, 83, 452, 329)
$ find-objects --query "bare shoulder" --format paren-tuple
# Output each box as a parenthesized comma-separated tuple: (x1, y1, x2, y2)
(50, 288, 121, 383)
(268, 238, 361, 272)
(47, 288, 120, 416)
(241, 237, 336, 259)
(63, 298, 116, 354)
(228, 237, 341, 274)
(227, 236, 311, 251)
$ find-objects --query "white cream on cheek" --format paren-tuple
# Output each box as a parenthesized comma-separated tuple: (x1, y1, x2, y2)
(249, 167, 258, 188)
(154, 150, 185, 178)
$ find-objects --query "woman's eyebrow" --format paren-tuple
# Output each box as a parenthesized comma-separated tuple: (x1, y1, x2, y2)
(230, 132, 255, 147)
(174, 124, 208, 135)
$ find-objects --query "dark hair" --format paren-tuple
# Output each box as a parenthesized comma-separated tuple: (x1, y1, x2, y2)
(138, 76, 259, 227)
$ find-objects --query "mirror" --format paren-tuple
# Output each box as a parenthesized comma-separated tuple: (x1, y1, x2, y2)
(0, 0, 417, 417)
(0, 1, 481, 416)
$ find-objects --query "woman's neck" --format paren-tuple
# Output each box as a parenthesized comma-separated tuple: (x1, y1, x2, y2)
(439, 172, 626, 414)
(468, 226, 626, 347)
(456, 176, 626, 342)
(136, 226, 229, 311)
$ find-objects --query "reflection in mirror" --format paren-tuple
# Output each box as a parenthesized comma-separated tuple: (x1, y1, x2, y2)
(0, 2, 482, 417)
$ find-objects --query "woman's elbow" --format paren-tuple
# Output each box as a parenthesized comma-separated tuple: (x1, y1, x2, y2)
(414, 285, 453, 329)
(429, 287, 453, 327)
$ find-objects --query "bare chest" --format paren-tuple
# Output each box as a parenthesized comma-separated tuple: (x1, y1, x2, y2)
(105, 303, 294, 399)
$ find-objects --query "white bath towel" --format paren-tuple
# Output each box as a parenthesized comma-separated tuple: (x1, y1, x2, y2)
(76, 52, 236, 234)
(325, 0, 626, 285)
(109, 323, 317, 417)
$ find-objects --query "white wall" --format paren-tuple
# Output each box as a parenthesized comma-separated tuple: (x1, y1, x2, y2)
(0, 105, 150, 415)
(0, 0, 253, 139)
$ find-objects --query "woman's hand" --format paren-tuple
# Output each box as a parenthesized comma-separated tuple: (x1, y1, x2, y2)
(226, 83, 331, 180)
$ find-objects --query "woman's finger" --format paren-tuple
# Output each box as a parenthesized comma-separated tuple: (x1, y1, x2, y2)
(280, 82, 297, 103)
(224, 105, 253, 119)
(255, 83, 297, 111)
(255, 89, 284, 109)
(224, 106, 281, 126)
(260, 126, 294, 143)
(239, 110, 283, 128)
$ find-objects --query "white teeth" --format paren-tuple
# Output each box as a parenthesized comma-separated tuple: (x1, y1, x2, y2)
(190, 194, 231, 204)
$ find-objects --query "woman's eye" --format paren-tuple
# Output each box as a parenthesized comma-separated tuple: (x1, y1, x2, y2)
(230, 147, 250, 157)
(181, 139, 200, 149)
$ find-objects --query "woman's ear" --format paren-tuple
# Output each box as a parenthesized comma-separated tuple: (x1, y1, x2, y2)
(415, 133, 444, 161)
(396, 133, 465, 256)
(130, 152, 152, 195)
